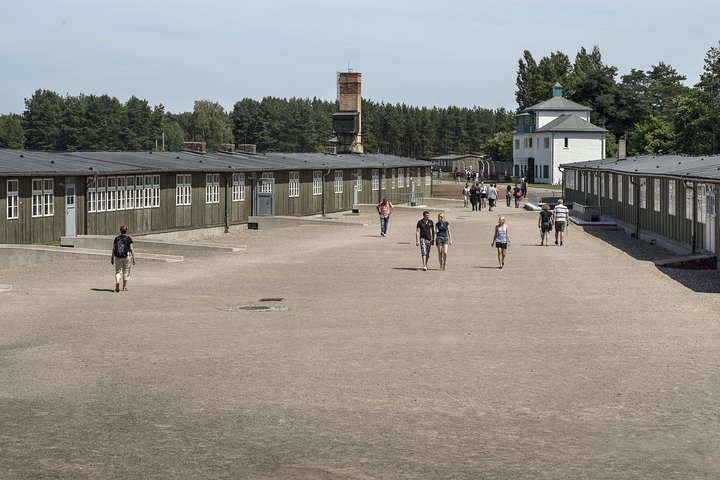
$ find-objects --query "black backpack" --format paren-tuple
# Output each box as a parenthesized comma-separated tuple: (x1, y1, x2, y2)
(114, 236, 128, 257)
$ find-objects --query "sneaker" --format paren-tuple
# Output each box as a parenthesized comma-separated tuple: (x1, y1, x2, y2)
(422, 266, 427, 271)
(560, 241, 563, 246)
(555, 240, 559, 245)
(115, 283, 120, 292)
(381, 233, 385, 237)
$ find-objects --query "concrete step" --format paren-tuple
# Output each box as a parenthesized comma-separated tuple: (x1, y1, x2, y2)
(61, 235, 245, 254)
(0, 244, 182, 268)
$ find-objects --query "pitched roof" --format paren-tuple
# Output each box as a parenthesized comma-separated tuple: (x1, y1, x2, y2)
(0, 149, 429, 176)
(535, 114, 606, 133)
(564, 154, 720, 181)
(524, 96, 592, 112)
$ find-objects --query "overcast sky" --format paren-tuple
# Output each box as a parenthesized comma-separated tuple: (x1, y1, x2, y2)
(1, 0, 718, 115)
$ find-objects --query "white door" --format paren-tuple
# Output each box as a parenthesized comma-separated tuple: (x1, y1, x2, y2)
(65, 178, 76, 237)
(706, 185, 716, 253)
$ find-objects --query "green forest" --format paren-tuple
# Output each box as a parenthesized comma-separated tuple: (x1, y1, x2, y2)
(1, 41, 719, 160)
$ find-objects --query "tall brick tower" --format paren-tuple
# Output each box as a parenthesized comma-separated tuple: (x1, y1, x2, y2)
(332, 72, 363, 154)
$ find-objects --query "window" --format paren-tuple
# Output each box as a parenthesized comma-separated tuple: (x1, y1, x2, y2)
(697, 184, 707, 224)
(523, 138, 528, 148)
(355, 169, 362, 192)
(528, 138, 533, 148)
(628, 179, 634, 206)
(152, 175, 160, 207)
(381, 170, 387, 190)
(232, 173, 245, 201)
(107, 176, 117, 211)
(544, 137, 549, 149)
(618, 176, 623, 203)
(564, 137, 569, 148)
(594, 175, 599, 196)
(117, 176, 126, 210)
(32, 178, 54, 217)
(653, 179, 661, 212)
(685, 188, 693, 220)
(205, 173, 220, 204)
(668, 180, 676, 216)
(143, 175, 153, 208)
(97, 177, 107, 212)
(260, 172, 273, 194)
(176, 174, 192, 206)
(639, 178, 646, 209)
(289, 171, 300, 198)
(608, 174, 614, 200)
(334, 170, 343, 193)
(312, 171, 322, 196)
(372, 169, 379, 191)
(7, 179, 18, 219)
(135, 176, 143, 209)
(514, 139, 520, 150)
(391, 169, 396, 189)
(601, 174, 606, 197)
(126, 176, 135, 209)
(425, 167, 431, 186)
(398, 168, 404, 188)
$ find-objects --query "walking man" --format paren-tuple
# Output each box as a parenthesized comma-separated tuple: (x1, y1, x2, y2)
(111, 225, 135, 292)
(416, 211, 435, 271)
(376, 198, 394, 237)
(487, 184, 497, 211)
(553, 199, 569, 245)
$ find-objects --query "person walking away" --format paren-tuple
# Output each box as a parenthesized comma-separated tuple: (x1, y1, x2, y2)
(513, 184, 522, 208)
(487, 184, 498, 211)
(376, 198, 394, 237)
(435, 213, 452, 271)
(505, 184, 512, 207)
(111, 225, 135, 292)
(470, 183, 479, 211)
(416, 211, 435, 271)
(479, 182, 488, 210)
(521, 178, 528, 198)
(462, 183, 470, 208)
(491, 216, 509, 268)
(538, 204, 554, 246)
(553, 199, 569, 245)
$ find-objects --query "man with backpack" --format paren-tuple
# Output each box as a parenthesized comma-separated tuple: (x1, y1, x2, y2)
(111, 225, 136, 292)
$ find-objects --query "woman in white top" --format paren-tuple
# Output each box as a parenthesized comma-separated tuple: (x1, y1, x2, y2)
(491, 216, 509, 269)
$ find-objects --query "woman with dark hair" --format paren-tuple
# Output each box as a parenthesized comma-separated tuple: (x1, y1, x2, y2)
(538, 204, 554, 246)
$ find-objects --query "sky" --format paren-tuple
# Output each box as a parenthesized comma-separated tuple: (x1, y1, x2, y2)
(1, 0, 719, 115)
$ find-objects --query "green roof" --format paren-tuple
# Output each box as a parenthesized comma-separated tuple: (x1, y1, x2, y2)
(524, 96, 591, 112)
(535, 114, 605, 133)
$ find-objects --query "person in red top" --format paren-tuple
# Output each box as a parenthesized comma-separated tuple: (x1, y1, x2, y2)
(376, 198, 394, 237)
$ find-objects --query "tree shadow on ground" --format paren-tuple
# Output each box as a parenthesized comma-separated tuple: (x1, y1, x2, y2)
(582, 226, 720, 293)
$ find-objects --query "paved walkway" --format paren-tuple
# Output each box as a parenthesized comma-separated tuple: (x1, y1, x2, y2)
(1, 198, 719, 479)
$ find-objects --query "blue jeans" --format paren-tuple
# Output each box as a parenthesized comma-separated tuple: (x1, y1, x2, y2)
(380, 216, 389, 234)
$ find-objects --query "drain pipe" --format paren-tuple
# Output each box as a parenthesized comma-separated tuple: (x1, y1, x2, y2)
(684, 180, 697, 253)
(558, 166, 565, 201)
(630, 176, 640, 239)
(224, 168, 235, 233)
(322, 167, 332, 217)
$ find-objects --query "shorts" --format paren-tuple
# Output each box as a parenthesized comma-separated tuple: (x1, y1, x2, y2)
(419, 238, 433, 256)
(489, 198, 496, 207)
(541, 222, 552, 232)
(555, 221, 566, 232)
(436, 236, 449, 247)
(114, 255, 132, 280)
(495, 242, 507, 250)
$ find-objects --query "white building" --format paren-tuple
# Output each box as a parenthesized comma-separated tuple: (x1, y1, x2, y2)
(512, 83, 606, 184)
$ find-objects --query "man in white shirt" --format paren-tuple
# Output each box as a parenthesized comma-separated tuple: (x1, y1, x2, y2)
(553, 199, 569, 246)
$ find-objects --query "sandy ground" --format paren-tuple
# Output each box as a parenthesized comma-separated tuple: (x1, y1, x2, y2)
(1, 192, 719, 479)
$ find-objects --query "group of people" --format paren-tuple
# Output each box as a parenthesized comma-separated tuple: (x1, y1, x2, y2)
(463, 182, 500, 212)
(537, 199, 569, 246)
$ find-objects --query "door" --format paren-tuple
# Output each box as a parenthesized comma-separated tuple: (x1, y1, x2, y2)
(65, 177, 76, 237)
(254, 178, 274, 216)
(706, 185, 716, 253)
(527, 158, 535, 183)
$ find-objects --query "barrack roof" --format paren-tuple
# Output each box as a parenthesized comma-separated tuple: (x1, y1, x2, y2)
(563, 154, 720, 181)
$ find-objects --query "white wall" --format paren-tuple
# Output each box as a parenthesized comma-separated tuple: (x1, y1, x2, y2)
(551, 133, 605, 184)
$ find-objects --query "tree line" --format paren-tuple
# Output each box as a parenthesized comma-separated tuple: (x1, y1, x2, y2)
(1, 40, 718, 159)
(516, 41, 720, 156)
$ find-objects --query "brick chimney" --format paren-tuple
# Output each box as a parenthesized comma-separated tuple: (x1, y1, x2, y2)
(332, 71, 363, 154)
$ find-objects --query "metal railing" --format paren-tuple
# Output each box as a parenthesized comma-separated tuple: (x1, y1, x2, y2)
(385, 192, 425, 206)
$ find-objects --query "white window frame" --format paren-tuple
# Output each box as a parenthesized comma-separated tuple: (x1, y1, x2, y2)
(355, 169, 362, 192)
(334, 170, 343, 194)
(289, 171, 300, 198)
(142, 175, 152, 208)
(544, 137, 549, 149)
(685, 187, 693, 220)
(107, 176, 117, 211)
(668, 180, 676, 216)
(391, 169, 396, 189)
(176, 174, 192, 206)
(232, 173, 245, 202)
(372, 169, 379, 191)
(152, 175, 160, 207)
(398, 168, 404, 188)
(7, 179, 19, 219)
(618, 175, 623, 203)
(126, 176, 135, 210)
(514, 139, 520, 150)
(312, 171, 322, 196)
(117, 176, 126, 210)
(32, 179, 43, 217)
(639, 178, 646, 209)
(628, 178, 634, 206)
(653, 178, 661, 212)
(381, 170, 387, 190)
(697, 184, 707, 224)
(135, 176, 144, 209)
(205, 173, 220, 204)
(425, 167, 431, 186)
(260, 172, 273, 194)
(608, 174, 614, 200)
(97, 177, 107, 212)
